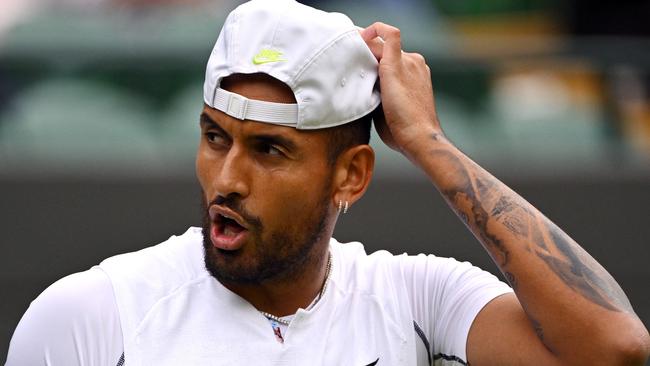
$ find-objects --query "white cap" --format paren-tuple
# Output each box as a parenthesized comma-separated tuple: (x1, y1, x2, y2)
(203, 0, 381, 130)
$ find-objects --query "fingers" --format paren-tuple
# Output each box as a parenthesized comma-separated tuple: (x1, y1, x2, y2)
(360, 22, 428, 67)
(361, 22, 402, 62)
(365, 37, 384, 60)
(403, 52, 430, 73)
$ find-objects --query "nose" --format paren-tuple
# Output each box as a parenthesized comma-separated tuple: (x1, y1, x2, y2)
(213, 145, 250, 200)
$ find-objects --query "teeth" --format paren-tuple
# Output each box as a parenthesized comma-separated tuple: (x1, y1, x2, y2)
(212, 209, 243, 228)
(220, 213, 234, 220)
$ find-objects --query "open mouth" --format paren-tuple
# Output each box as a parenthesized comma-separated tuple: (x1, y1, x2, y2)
(209, 206, 249, 251)
(216, 214, 246, 236)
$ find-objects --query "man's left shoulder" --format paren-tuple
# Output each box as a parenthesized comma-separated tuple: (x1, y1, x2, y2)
(329, 238, 407, 295)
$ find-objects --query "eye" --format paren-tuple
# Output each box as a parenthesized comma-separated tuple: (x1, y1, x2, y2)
(259, 143, 284, 156)
(205, 131, 228, 145)
(255, 141, 284, 156)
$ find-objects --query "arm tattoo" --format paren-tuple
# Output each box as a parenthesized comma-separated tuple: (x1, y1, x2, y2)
(535, 225, 634, 312)
(434, 150, 510, 266)
(430, 148, 634, 314)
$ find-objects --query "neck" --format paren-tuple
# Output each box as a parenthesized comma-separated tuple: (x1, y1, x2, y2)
(223, 244, 331, 317)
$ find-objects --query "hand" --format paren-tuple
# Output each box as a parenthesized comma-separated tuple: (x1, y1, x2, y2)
(361, 22, 443, 156)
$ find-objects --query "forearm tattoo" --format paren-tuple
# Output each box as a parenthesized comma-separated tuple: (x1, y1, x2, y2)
(430, 147, 634, 317)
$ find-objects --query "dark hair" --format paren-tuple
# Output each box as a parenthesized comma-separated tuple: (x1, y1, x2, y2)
(324, 110, 374, 164)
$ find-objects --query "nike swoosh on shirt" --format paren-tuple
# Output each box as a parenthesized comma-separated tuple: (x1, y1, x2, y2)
(364, 358, 379, 366)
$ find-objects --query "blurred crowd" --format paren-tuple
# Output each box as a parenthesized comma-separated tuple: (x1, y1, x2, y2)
(0, 0, 649, 177)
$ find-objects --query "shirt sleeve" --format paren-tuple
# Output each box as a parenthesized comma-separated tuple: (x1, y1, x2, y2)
(398, 254, 513, 365)
(5, 266, 124, 366)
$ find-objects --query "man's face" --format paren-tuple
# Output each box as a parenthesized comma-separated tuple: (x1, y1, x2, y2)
(196, 75, 336, 286)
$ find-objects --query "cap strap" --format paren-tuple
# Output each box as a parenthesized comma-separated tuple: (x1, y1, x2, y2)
(213, 88, 298, 126)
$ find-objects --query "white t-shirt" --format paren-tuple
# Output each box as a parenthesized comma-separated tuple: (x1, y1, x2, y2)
(6, 227, 512, 366)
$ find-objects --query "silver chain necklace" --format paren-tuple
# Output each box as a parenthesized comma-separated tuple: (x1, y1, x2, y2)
(260, 252, 332, 326)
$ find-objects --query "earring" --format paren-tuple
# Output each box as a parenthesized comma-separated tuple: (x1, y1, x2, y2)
(338, 200, 343, 214)
(343, 201, 349, 214)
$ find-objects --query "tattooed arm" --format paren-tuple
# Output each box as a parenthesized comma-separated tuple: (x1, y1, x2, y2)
(424, 144, 648, 365)
(362, 23, 650, 365)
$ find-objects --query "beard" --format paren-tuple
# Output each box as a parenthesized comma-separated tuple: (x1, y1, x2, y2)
(201, 188, 331, 286)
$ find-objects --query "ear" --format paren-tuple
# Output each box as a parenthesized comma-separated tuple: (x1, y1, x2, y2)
(331, 144, 374, 211)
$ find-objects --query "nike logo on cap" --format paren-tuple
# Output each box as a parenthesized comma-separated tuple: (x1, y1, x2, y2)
(365, 358, 379, 366)
(252, 49, 287, 65)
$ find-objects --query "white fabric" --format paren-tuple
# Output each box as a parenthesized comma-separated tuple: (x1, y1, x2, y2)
(5, 267, 123, 366)
(203, 0, 381, 129)
(6, 227, 512, 366)
(213, 88, 299, 125)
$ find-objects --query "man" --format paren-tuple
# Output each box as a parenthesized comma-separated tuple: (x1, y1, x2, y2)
(6, 1, 650, 365)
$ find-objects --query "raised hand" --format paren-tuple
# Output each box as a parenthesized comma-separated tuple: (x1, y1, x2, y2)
(361, 22, 442, 158)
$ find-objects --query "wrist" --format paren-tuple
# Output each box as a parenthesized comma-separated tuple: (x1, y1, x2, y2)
(400, 126, 451, 164)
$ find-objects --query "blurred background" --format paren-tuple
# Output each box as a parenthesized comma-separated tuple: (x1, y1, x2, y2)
(1, 0, 649, 362)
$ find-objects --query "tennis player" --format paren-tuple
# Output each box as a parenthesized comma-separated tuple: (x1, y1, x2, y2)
(6, 1, 649, 365)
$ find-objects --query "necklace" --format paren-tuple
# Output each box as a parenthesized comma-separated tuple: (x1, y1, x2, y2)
(260, 252, 332, 326)
(260, 311, 291, 326)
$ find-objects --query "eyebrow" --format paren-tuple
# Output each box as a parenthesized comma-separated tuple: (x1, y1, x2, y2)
(200, 112, 222, 130)
(200, 112, 231, 137)
(199, 112, 298, 152)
